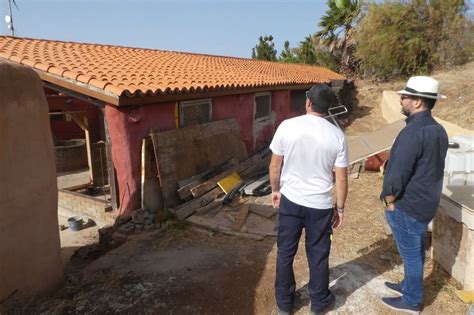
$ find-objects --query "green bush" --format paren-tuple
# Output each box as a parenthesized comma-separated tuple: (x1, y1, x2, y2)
(355, 1, 473, 79)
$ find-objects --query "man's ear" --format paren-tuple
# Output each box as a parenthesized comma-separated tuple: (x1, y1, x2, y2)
(413, 98, 424, 110)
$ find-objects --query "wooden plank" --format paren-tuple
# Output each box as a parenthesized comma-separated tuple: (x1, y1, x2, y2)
(232, 204, 250, 231)
(177, 162, 234, 199)
(218, 229, 264, 241)
(142, 137, 164, 212)
(69, 113, 94, 183)
(186, 215, 264, 240)
(104, 115, 118, 209)
(186, 215, 219, 230)
(249, 203, 277, 219)
(240, 213, 277, 237)
(150, 119, 247, 208)
(174, 187, 224, 220)
(190, 181, 216, 198)
(189, 153, 264, 199)
(195, 197, 224, 216)
(347, 120, 405, 164)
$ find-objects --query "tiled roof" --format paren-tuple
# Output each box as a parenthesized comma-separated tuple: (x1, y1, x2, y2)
(0, 36, 345, 105)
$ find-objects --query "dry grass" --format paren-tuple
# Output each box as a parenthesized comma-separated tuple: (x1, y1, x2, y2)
(347, 62, 474, 134)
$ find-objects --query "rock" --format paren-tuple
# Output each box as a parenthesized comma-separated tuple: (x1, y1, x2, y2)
(99, 225, 115, 248)
(112, 231, 129, 242)
(144, 223, 156, 231)
(134, 224, 144, 234)
(117, 222, 135, 235)
(131, 208, 147, 224)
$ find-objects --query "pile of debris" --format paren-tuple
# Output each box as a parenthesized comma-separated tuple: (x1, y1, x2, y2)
(171, 148, 277, 240)
(110, 207, 170, 243)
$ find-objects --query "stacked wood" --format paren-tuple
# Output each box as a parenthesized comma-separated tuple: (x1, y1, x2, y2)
(173, 151, 270, 220)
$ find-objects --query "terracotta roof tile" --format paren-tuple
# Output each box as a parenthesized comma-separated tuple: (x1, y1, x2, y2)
(0, 36, 345, 100)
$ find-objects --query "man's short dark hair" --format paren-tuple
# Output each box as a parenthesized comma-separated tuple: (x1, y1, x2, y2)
(307, 84, 337, 114)
(420, 97, 437, 110)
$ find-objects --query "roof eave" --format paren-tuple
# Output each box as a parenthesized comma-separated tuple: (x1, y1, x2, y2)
(117, 83, 327, 106)
(35, 69, 342, 107)
(36, 70, 120, 105)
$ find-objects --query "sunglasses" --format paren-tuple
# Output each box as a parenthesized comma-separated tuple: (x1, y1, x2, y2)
(400, 95, 414, 101)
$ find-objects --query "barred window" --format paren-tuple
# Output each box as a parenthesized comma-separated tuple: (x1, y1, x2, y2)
(179, 99, 212, 128)
(290, 89, 306, 112)
(254, 93, 271, 121)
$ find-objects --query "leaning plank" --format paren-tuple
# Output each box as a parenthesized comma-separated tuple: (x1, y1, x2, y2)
(174, 187, 223, 220)
(150, 118, 247, 208)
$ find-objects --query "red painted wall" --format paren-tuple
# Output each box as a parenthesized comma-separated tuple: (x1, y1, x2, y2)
(104, 102, 176, 216)
(47, 95, 102, 142)
(212, 94, 254, 153)
(105, 90, 304, 216)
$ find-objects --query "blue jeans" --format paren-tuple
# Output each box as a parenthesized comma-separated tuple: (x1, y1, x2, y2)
(386, 207, 428, 305)
(275, 194, 334, 312)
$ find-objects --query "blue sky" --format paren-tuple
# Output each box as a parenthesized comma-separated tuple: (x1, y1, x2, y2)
(0, 0, 329, 58)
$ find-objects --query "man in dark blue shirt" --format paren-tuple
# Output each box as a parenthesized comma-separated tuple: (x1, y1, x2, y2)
(380, 76, 448, 314)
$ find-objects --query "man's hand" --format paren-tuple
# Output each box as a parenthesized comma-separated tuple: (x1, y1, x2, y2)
(384, 195, 396, 211)
(332, 208, 344, 229)
(272, 191, 281, 208)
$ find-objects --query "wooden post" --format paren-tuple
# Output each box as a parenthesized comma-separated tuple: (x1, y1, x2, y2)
(69, 113, 93, 183)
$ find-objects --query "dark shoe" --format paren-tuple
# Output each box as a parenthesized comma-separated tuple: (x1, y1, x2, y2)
(384, 281, 403, 296)
(310, 293, 335, 314)
(277, 308, 291, 315)
(381, 297, 421, 314)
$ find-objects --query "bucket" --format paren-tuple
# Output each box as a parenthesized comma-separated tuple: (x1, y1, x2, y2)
(68, 216, 83, 232)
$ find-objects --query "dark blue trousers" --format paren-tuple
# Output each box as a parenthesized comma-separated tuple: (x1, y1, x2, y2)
(275, 194, 334, 312)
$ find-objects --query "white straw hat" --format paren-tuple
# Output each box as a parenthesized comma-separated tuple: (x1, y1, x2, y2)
(397, 76, 446, 100)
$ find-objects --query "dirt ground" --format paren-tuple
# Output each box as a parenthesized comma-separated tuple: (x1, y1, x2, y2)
(1, 65, 472, 314)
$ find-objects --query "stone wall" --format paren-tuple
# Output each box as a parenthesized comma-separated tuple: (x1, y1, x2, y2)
(54, 139, 88, 173)
(433, 200, 474, 290)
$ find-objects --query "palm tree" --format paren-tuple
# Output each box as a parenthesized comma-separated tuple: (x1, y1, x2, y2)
(315, 0, 360, 74)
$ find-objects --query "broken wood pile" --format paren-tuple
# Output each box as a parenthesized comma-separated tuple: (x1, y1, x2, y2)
(170, 149, 277, 240)
(186, 194, 277, 241)
(173, 148, 271, 220)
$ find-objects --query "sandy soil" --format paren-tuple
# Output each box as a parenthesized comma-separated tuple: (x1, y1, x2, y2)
(348, 62, 474, 133)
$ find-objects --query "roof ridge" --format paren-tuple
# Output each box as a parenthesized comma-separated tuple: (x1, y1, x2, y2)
(0, 35, 266, 62)
(0, 36, 333, 70)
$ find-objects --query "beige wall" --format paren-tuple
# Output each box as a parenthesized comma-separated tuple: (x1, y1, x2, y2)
(380, 90, 474, 137)
(0, 60, 63, 300)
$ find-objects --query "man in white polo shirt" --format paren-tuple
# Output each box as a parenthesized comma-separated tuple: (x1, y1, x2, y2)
(269, 84, 348, 314)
